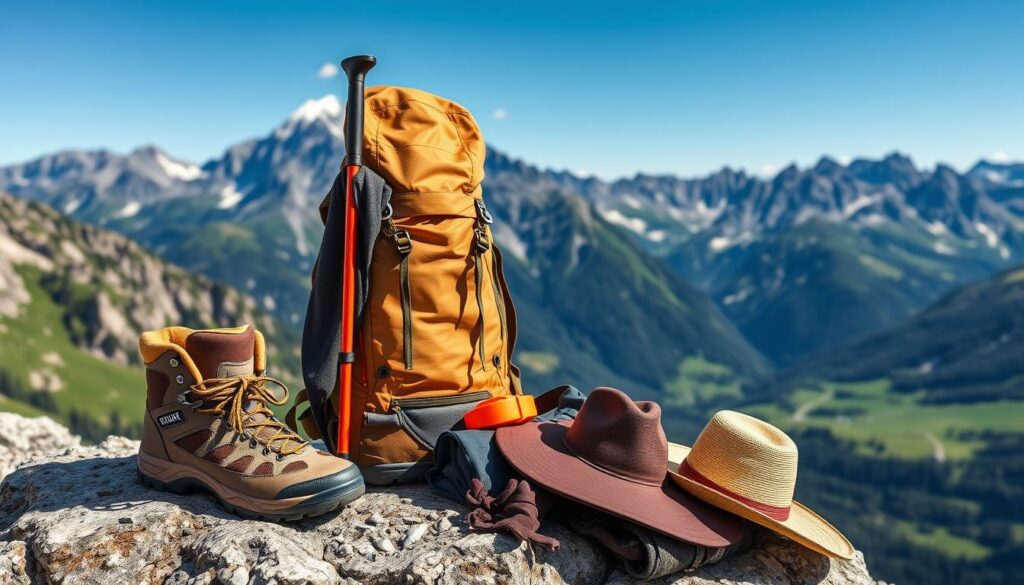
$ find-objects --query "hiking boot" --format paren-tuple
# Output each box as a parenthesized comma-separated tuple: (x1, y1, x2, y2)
(136, 325, 364, 521)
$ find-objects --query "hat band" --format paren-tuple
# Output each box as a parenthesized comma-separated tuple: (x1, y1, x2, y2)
(678, 459, 791, 521)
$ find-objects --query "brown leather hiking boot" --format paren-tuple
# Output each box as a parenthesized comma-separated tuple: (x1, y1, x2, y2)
(136, 325, 364, 521)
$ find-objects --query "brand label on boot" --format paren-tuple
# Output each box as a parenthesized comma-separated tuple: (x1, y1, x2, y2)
(158, 410, 185, 428)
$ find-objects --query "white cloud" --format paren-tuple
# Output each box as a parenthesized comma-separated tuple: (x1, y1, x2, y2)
(991, 150, 1010, 163)
(317, 63, 339, 79)
(838, 155, 852, 166)
(758, 163, 778, 177)
(492, 107, 509, 121)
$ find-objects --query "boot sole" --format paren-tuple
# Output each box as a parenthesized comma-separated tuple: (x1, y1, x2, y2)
(137, 452, 365, 522)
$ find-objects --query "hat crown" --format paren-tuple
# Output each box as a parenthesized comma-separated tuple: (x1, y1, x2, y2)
(564, 387, 667, 485)
(686, 411, 798, 508)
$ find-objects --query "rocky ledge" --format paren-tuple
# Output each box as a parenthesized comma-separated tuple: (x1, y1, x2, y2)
(0, 413, 878, 584)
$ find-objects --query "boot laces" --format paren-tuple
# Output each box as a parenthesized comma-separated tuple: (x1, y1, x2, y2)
(188, 374, 307, 456)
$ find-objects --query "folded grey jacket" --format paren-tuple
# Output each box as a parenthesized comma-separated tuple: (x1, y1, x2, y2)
(426, 385, 585, 501)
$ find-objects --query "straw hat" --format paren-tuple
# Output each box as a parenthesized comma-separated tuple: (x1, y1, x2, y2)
(496, 388, 744, 547)
(667, 410, 854, 560)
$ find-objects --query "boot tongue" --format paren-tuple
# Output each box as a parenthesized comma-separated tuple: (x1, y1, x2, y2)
(186, 326, 297, 449)
(185, 327, 256, 380)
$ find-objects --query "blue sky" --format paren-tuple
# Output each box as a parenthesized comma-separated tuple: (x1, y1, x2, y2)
(2, 0, 1022, 178)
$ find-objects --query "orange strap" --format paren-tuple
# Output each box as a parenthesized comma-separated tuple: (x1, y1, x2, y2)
(464, 395, 538, 430)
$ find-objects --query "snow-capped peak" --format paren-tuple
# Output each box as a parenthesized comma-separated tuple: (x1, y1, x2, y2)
(155, 151, 204, 181)
(278, 95, 344, 140)
(289, 95, 343, 124)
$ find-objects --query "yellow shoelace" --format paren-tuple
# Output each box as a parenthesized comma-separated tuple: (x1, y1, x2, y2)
(189, 375, 308, 456)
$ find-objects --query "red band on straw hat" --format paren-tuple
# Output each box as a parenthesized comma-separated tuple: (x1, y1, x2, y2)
(678, 459, 792, 521)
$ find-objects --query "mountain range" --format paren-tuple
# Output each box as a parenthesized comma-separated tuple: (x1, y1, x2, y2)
(0, 96, 767, 396)
(550, 153, 1024, 364)
(4, 97, 1023, 370)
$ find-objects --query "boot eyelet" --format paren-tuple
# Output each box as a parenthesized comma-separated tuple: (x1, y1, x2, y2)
(175, 375, 185, 385)
(238, 433, 249, 442)
(250, 440, 258, 448)
(276, 454, 285, 461)
(169, 358, 179, 367)
(262, 448, 271, 456)
(492, 354, 501, 367)
(376, 365, 391, 379)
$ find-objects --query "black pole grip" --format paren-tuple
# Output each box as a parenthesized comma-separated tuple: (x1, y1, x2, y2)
(341, 55, 376, 166)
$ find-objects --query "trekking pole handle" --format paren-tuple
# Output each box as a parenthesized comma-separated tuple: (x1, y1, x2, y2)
(341, 55, 376, 166)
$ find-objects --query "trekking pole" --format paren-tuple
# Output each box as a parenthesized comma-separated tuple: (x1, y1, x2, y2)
(337, 54, 376, 457)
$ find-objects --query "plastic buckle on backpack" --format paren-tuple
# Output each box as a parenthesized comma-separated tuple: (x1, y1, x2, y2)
(464, 395, 538, 430)
(476, 200, 494, 224)
(474, 228, 490, 252)
(393, 230, 413, 255)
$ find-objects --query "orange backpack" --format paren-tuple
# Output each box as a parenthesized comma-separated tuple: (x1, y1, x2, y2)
(290, 86, 522, 484)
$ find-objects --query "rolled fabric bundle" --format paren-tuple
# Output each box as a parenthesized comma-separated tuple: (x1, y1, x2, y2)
(567, 508, 754, 580)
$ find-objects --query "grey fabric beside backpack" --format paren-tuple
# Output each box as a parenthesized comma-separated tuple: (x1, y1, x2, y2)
(297, 167, 391, 450)
(426, 385, 586, 501)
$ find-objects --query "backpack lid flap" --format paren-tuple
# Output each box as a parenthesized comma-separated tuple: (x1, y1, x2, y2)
(360, 86, 485, 200)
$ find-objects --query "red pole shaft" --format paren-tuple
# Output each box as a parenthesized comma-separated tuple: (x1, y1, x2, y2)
(337, 54, 375, 459)
(337, 163, 359, 456)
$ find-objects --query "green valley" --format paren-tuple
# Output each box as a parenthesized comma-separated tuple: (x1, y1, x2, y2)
(747, 379, 1024, 460)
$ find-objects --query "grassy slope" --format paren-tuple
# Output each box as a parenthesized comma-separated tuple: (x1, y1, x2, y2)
(663, 355, 742, 408)
(0, 265, 303, 434)
(0, 267, 143, 428)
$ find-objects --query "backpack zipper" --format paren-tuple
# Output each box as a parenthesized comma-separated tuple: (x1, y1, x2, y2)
(390, 390, 492, 411)
(358, 335, 368, 387)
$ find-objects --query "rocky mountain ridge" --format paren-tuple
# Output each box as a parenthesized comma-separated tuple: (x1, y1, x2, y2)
(5, 98, 1023, 366)
(530, 151, 1024, 363)
(0, 96, 768, 394)
(0, 412, 878, 584)
(0, 192, 292, 371)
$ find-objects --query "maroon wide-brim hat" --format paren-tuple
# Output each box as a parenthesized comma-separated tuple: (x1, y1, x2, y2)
(495, 387, 744, 547)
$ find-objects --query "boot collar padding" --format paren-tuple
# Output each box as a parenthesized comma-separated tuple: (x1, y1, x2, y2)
(138, 325, 267, 382)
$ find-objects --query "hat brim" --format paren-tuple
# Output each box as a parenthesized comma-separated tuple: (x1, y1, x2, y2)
(495, 422, 744, 547)
(667, 443, 855, 560)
